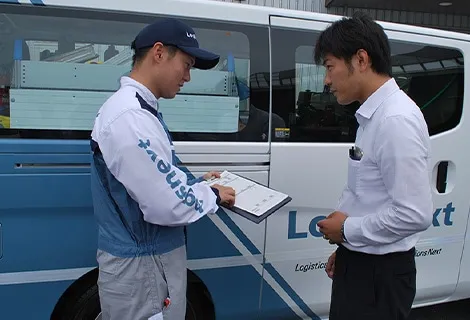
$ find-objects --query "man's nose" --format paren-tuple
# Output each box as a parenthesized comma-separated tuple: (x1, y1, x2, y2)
(183, 70, 191, 82)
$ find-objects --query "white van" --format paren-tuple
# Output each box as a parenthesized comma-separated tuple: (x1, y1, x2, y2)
(0, 0, 469, 319)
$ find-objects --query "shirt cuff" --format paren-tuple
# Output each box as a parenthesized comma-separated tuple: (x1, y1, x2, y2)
(210, 187, 222, 205)
(343, 216, 364, 247)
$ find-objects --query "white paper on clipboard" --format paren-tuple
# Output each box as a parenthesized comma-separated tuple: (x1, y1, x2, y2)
(204, 170, 292, 223)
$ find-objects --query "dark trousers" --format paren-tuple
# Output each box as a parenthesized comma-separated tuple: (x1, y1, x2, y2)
(329, 245, 416, 320)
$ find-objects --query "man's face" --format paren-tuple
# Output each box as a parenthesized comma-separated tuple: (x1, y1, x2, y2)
(158, 47, 194, 99)
(322, 54, 361, 106)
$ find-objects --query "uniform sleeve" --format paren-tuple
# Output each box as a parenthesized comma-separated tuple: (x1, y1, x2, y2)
(175, 156, 205, 185)
(343, 115, 433, 247)
(98, 109, 220, 227)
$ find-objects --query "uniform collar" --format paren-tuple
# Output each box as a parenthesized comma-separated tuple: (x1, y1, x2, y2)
(355, 78, 399, 127)
(120, 76, 159, 110)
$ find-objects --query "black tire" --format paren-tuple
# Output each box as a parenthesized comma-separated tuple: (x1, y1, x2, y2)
(186, 279, 215, 320)
(66, 284, 101, 320)
(51, 269, 215, 320)
(50, 269, 101, 320)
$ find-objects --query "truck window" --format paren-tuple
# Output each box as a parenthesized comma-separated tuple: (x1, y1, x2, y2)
(270, 27, 464, 142)
(0, 6, 268, 142)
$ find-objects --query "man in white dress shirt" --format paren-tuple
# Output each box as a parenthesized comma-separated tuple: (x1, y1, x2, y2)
(315, 12, 434, 320)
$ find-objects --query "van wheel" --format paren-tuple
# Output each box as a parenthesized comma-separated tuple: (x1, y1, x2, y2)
(50, 269, 101, 320)
(51, 269, 215, 320)
(186, 274, 215, 320)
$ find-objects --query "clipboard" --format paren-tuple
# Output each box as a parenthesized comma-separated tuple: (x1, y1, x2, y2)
(204, 170, 292, 224)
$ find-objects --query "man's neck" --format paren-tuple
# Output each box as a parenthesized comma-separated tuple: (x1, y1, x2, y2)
(129, 69, 160, 99)
(358, 75, 391, 104)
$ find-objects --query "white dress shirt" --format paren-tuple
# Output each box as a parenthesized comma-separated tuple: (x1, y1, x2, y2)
(338, 78, 434, 255)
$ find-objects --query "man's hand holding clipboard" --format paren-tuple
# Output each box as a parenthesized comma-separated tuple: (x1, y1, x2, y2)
(204, 171, 292, 224)
(204, 171, 236, 207)
(211, 183, 236, 207)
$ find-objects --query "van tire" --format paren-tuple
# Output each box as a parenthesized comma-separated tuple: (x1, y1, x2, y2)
(51, 269, 215, 320)
(186, 271, 216, 320)
(50, 269, 101, 320)
(63, 284, 101, 320)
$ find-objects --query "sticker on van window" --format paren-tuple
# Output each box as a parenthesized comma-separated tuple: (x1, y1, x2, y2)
(275, 128, 290, 139)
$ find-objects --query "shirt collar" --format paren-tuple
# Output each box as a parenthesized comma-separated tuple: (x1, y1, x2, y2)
(120, 76, 159, 110)
(355, 78, 399, 126)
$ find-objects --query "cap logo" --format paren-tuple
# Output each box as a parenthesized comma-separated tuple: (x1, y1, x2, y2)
(186, 32, 196, 39)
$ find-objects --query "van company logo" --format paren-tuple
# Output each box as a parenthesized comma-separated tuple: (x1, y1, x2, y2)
(186, 32, 196, 39)
(415, 248, 442, 257)
(295, 261, 327, 272)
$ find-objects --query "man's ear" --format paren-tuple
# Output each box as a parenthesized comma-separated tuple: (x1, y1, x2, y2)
(355, 49, 371, 72)
(151, 42, 165, 63)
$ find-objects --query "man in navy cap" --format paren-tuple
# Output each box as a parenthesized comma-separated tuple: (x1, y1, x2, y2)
(90, 18, 236, 320)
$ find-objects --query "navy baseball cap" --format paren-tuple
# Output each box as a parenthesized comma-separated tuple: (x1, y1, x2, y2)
(133, 18, 220, 70)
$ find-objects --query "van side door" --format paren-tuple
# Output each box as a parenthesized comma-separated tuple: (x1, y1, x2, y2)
(263, 15, 470, 318)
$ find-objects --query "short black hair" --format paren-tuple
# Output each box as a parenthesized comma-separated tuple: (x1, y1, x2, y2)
(131, 40, 178, 67)
(131, 40, 151, 67)
(314, 11, 392, 77)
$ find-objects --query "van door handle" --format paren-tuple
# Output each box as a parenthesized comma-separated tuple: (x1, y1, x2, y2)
(436, 161, 448, 193)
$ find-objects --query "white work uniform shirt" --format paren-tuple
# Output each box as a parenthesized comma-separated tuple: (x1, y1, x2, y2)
(337, 78, 433, 255)
(91, 77, 219, 226)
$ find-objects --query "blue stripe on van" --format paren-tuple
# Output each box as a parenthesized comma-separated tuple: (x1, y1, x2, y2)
(177, 157, 320, 319)
(175, 154, 260, 256)
(194, 265, 304, 320)
(194, 265, 262, 319)
(30, 0, 45, 5)
(264, 263, 321, 320)
(0, 280, 72, 319)
(187, 214, 243, 259)
(259, 276, 303, 320)
(0, 0, 44, 4)
(175, 154, 243, 259)
(216, 215, 320, 318)
(218, 210, 261, 255)
(0, 206, 97, 273)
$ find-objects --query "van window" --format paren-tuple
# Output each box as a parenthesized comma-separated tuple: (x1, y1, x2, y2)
(270, 27, 464, 142)
(0, 5, 269, 141)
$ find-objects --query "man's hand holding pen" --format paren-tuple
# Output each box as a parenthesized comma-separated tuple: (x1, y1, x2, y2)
(203, 171, 236, 207)
(212, 184, 236, 207)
